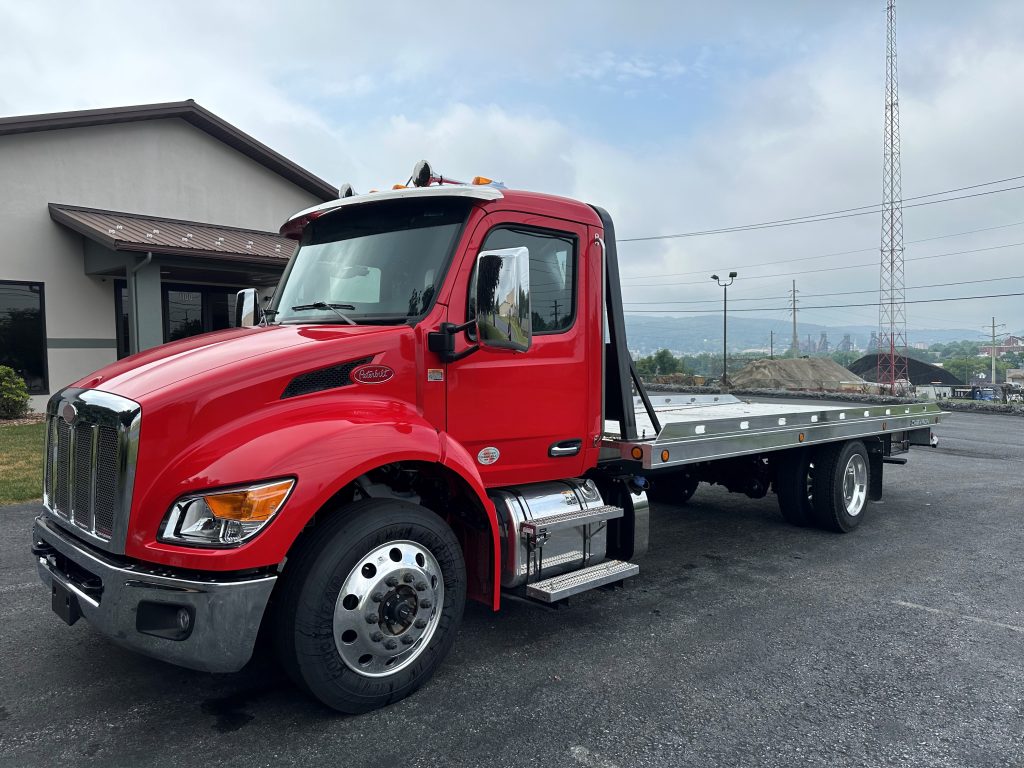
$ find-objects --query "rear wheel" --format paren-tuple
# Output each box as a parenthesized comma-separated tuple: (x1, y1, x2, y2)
(775, 449, 815, 527)
(812, 440, 870, 533)
(647, 471, 699, 506)
(274, 498, 466, 713)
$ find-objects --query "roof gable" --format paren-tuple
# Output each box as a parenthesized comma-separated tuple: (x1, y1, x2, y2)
(0, 100, 337, 202)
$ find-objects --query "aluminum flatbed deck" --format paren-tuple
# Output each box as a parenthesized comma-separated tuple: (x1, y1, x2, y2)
(603, 394, 943, 470)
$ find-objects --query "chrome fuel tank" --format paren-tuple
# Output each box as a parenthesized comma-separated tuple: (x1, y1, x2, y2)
(490, 478, 611, 588)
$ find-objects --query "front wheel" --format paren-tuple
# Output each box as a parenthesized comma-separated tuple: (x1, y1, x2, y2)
(274, 499, 466, 713)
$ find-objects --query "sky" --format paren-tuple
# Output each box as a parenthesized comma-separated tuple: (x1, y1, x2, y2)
(2, 0, 1023, 343)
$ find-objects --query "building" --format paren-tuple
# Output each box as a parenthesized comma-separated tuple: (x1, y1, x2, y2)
(847, 353, 964, 386)
(0, 101, 336, 410)
(980, 336, 1024, 357)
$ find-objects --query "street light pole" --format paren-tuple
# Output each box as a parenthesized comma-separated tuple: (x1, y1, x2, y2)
(711, 271, 737, 392)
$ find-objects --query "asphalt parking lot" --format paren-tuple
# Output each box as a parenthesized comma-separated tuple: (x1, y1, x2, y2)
(1, 404, 1021, 768)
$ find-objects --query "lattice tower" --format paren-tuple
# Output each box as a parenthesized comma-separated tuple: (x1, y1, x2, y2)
(877, 0, 909, 390)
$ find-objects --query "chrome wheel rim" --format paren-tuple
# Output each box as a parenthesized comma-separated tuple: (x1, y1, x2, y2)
(842, 454, 868, 517)
(333, 540, 444, 678)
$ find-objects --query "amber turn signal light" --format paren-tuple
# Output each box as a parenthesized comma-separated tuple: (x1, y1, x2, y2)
(203, 479, 294, 523)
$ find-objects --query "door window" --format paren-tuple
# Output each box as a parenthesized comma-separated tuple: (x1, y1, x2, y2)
(476, 228, 576, 334)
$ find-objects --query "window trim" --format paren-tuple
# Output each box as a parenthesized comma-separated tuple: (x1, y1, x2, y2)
(473, 224, 579, 337)
(0, 279, 49, 394)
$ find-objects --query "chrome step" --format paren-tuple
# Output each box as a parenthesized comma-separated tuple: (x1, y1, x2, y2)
(526, 559, 639, 603)
(522, 504, 624, 537)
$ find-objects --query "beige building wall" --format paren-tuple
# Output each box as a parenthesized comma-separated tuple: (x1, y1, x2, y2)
(0, 118, 325, 410)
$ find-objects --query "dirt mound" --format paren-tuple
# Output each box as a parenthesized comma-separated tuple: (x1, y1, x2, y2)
(731, 358, 868, 391)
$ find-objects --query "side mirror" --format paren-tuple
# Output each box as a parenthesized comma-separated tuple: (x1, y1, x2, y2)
(235, 288, 260, 327)
(474, 247, 531, 352)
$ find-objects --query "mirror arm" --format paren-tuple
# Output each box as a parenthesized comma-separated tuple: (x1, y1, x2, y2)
(428, 322, 480, 364)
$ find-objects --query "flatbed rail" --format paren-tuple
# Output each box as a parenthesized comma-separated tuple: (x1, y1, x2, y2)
(602, 394, 944, 470)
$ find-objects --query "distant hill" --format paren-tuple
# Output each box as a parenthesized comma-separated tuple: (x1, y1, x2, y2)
(624, 314, 979, 356)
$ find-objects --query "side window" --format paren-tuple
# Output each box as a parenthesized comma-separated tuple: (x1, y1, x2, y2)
(477, 227, 576, 334)
(0, 280, 47, 393)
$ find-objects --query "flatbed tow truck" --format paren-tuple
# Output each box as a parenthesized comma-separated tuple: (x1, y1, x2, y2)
(31, 162, 942, 712)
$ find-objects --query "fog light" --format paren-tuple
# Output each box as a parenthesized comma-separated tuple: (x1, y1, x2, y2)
(177, 607, 191, 632)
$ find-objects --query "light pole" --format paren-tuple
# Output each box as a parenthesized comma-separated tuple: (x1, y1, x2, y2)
(711, 272, 737, 391)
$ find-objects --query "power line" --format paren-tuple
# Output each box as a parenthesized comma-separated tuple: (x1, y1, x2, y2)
(618, 175, 1024, 242)
(623, 272, 1024, 305)
(620, 219, 1024, 281)
(625, 290, 1024, 313)
(622, 240, 1024, 288)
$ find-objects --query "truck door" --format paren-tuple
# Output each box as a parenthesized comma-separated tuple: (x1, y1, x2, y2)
(445, 212, 593, 486)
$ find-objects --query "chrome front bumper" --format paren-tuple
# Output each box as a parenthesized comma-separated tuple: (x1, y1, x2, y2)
(32, 514, 276, 673)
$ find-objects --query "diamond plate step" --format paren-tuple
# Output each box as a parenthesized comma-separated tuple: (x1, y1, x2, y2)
(522, 504, 624, 536)
(526, 559, 639, 603)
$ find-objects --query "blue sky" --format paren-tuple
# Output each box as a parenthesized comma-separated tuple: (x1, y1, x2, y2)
(2, 0, 1023, 339)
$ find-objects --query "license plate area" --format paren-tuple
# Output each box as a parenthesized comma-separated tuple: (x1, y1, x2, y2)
(52, 580, 82, 625)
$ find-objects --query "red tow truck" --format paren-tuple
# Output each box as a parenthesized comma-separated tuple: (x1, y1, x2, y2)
(32, 162, 941, 712)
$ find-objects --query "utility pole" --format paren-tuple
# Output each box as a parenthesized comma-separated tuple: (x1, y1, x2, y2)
(988, 317, 1006, 386)
(790, 280, 799, 355)
(770, 330, 774, 359)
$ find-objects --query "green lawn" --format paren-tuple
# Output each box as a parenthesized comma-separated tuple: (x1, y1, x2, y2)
(0, 422, 45, 505)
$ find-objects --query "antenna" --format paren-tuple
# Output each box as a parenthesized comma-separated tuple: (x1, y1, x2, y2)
(876, 0, 909, 392)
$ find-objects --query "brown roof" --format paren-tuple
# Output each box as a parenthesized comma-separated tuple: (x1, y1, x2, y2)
(49, 204, 296, 265)
(0, 100, 337, 201)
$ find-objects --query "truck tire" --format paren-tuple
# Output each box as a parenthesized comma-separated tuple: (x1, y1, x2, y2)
(273, 498, 466, 713)
(774, 449, 815, 527)
(647, 471, 699, 506)
(811, 440, 869, 533)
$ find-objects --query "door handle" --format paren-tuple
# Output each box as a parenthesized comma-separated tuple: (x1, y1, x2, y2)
(549, 439, 582, 457)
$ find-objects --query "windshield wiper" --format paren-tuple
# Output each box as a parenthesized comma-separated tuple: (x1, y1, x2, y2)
(290, 302, 357, 325)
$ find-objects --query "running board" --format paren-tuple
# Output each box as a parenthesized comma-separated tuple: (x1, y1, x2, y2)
(526, 560, 639, 603)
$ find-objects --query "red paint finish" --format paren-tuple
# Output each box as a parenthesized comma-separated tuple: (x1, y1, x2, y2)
(67, 189, 606, 612)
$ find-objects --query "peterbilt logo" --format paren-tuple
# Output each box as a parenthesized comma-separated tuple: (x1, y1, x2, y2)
(60, 402, 77, 426)
(350, 364, 395, 385)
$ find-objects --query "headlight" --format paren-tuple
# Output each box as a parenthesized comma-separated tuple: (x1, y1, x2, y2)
(159, 479, 294, 547)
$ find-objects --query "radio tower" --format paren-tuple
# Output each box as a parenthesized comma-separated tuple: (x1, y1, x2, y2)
(877, 0, 909, 391)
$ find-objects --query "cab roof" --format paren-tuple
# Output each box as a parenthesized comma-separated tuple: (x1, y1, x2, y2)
(279, 184, 602, 239)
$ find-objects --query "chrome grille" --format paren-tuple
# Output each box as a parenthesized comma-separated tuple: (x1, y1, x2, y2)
(44, 388, 141, 552)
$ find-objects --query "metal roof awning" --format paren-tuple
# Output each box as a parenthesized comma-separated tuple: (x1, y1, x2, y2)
(49, 203, 296, 265)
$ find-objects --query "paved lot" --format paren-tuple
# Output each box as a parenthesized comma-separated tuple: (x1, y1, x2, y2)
(1, 405, 1021, 767)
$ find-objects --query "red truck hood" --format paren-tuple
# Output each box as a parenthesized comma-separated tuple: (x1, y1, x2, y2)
(74, 324, 400, 401)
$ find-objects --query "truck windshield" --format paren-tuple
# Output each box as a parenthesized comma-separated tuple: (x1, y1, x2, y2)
(272, 198, 471, 324)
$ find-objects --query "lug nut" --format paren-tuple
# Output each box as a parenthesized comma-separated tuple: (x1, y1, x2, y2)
(371, 592, 384, 603)
(419, 599, 431, 609)
(385, 575, 399, 587)
(401, 635, 414, 645)
(414, 619, 427, 629)
(371, 631, 384, 642)
(365, 613, 379, 624)
(384, 639, 398, 651)
(403, 573, 415, 583)
(415, 582, 427, 591)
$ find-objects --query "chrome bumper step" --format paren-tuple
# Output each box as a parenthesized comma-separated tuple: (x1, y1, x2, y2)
(521, 504, 624, 536)
(526, 559, 639, 603)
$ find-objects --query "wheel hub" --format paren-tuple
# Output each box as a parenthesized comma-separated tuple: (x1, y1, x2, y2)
(842, 454, 868, 517)
(333, 540, 444, 678)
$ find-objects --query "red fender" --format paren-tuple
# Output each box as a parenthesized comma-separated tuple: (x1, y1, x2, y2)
(129, 395, 502, 608)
